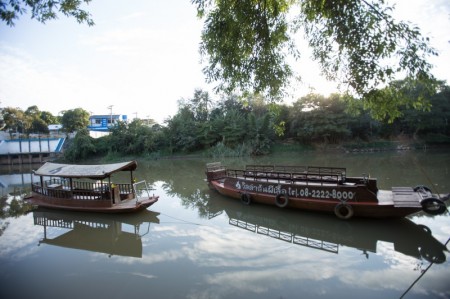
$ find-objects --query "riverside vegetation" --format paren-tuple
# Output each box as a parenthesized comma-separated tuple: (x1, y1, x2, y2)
(1, 81, 450, 162)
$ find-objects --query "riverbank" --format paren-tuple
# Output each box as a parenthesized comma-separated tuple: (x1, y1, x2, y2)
(59, 137, 450, 165)
(271, 138, 450, 155)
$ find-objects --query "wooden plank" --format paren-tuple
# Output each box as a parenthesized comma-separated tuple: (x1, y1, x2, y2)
(393, 191, 421, 207)
(394, 202, 422, 207)
(392, 187, 414, 192)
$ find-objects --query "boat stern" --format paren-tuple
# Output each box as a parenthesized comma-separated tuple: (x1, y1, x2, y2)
(206, 162, 227, 183)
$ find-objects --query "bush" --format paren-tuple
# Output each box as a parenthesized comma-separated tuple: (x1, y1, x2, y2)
(207, 142, 252, 158)
(422, 133, 450, 144)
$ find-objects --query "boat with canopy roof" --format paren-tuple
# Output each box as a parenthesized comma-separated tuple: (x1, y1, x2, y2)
(25, 160, 158, 213)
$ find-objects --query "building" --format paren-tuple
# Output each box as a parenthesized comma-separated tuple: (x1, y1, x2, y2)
(48, 124, 63, 136)
(88, 114, 127, 131)
(0, 137, 65, 165)
(87, 114, 128, 138)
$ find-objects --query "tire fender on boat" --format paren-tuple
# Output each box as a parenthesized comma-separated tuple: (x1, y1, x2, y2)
(334, 203, 354, 220)
(275, 193, 289, 208)
(414, 185, 432, 193)
(241, 193, 252, 205)
(421, 197, 447, 215)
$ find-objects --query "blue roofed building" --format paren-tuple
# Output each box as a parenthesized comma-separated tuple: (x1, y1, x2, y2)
(87, 114, 128, 137)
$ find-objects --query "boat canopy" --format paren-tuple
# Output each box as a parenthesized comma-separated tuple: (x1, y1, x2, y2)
(33, 161, 138, 179)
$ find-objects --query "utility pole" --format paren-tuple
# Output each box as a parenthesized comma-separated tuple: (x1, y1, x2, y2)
(107, 105, 113, 126)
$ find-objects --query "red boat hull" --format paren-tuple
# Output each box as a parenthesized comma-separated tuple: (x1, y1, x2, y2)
(209, 179, 423, 219)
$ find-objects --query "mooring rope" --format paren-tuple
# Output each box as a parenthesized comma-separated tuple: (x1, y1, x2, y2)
(399, 237, 450, 299)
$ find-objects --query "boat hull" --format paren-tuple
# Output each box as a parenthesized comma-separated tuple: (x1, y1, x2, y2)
(24, 194, 159, 213)
(209, 179, 423, 219)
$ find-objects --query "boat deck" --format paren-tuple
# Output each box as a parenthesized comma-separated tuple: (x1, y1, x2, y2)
(369, 188, 422, 207)
(392, 187, 422, 208)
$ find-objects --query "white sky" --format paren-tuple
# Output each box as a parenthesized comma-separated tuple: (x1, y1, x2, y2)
(0, 0, 449, 124)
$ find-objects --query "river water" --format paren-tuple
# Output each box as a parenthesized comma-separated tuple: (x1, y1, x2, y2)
(0, 149, 449, 299)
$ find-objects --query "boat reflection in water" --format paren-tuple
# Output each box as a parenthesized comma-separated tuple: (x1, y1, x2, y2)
(207, 197, 448, 264)
(32, 208, 160, 258)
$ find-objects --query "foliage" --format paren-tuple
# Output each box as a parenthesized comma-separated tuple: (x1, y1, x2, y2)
(392, 82, 450, 137)
(0, 105, 58, 136)
(60, 108, 90, 134)
(196, 0, 295, 99)
(193, 0, 438, 120)
(63, 128, 96, 161)
(3, 0, 440, 123)
(1, 0, 94, 26)
(2, 83, 450, 161)
(207, 141, 252, 158)
(107, 119, 164, 156)
(300, 0, 436, 95)
(164, 106, 201, 153)
(29, 118, 49, 134)
(362, 77, 439, 122)
(247, 112, 273, 155)
(287, 93, 353, 144)
(1, 107, 25, 135)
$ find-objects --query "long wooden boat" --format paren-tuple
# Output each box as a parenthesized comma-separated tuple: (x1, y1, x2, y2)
(24, 161, 159, 213)
(205, 162, 449, 219)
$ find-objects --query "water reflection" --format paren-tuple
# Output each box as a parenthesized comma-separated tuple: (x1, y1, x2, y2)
(0, 172, 35, 197)
(32, 208, 160, 258)
(206, 193, 448, 264)
(0, 152, 449, 299)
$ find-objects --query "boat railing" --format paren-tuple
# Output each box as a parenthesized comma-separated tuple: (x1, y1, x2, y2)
(227, 167, 346, 186)
(32, 184, 73, 199)
(116, 183, 134, 195)
(41, 179, 110, 192)
(246, 165, 346, 178)
(133, 180, 153, 202)
(32, 180, 135, 201)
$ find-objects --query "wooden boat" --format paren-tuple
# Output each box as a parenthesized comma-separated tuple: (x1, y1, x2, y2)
(205, 162, 449, 219)
(24, 160, 159, 213)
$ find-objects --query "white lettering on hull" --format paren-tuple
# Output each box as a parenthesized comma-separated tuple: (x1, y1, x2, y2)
(234, 180, 354, 201)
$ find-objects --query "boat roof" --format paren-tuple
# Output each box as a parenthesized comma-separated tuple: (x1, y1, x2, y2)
(34, 161, 138, 179)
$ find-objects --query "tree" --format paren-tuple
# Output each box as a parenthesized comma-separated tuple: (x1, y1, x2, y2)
(288, 93, 352, 143)
(63, 128, 96, 161)
(1, 0, 94, 26)
(1, 107, 25, 136)
(189, 89, 214, 122)
(29, 118, 49, 134)
(193, 0, 438, 119)
(60, 108, 90, 134)
(396, 81, 450, 138)
(248, 112, 273, 155)
(164, 106, 200, 152)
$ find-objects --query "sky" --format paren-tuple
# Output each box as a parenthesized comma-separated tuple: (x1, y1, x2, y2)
(0, 0, 449, 124)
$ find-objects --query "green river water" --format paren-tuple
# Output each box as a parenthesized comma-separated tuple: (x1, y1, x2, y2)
(0, 149, 449, 299)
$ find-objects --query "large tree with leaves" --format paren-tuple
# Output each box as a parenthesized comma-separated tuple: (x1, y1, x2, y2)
(60, 108, 90, 134)
(193, 0, 438, 119)
(3, 0, 439, 121)
(0, 0, 94, 26)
